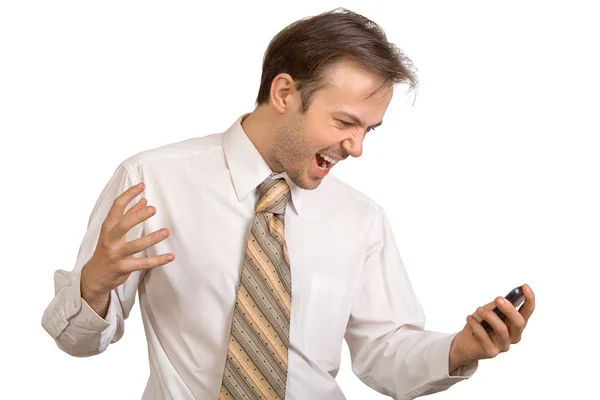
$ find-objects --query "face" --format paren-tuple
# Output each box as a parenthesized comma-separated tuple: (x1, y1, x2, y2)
(272, 60, 393, 190)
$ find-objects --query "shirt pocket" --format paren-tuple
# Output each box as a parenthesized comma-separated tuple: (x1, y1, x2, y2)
(304, 272, 353, 369)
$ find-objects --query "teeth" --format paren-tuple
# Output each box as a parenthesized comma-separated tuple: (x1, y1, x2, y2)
(318, 162, 327, 171)
(318, 152, 338, 165)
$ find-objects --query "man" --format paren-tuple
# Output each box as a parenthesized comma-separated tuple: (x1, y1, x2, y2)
(42, 8, 535, 400)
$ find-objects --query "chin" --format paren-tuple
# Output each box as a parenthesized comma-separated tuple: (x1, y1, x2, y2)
(289, 171, 323, 190)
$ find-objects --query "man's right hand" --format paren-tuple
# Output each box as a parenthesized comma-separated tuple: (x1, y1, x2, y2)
(80, 182, 175, 317)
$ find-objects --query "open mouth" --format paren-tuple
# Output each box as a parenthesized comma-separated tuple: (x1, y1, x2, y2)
(313, 152, 339, 176)
(315, 153, 330, 171)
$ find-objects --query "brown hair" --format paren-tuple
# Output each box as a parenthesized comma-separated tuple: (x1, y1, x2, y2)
(255, 8, 418, 113)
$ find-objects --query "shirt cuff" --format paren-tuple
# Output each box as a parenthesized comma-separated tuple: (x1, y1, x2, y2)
(428, 332, 478, 386)
(42, 266, 117, 348)
(78, 296, 112, 330)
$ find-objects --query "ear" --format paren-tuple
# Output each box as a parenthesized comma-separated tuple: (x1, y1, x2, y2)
(269, 73, 298, 114)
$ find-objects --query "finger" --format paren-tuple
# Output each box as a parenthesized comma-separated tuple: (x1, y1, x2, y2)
(477, 307, 510, 350)
(467, 315, 499, 358)
(493, 296, 526, 340)
(518, 283, 536, 323)
(124, 197, 147, 216)
(122, 252, 175, 273)
(109, 205, 156, 242)
(104, 182, 146, 229)
(471, 310, 483, 323)
(119, 228, 170, 258)
(470, 299, 496, 323)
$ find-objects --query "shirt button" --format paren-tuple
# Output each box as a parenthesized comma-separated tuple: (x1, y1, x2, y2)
(73, 300, 77, 308)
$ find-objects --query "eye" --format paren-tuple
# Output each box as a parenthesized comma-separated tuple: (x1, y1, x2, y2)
(337, 119, 377, 132)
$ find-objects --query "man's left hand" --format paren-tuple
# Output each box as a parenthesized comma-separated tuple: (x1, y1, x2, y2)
(448, 283, 536, 373)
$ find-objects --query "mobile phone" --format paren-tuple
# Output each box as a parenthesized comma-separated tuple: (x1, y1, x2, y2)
(480, 285, 525, 335)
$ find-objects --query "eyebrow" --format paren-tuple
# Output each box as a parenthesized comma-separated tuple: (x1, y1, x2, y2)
(334, 111, 383, 130)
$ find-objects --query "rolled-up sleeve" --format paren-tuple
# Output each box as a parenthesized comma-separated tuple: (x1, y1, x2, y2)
(344, 205, 478, 399)
(41, 162, 146, 357)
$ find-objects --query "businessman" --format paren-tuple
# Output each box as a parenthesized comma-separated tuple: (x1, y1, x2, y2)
(42, 8, 535, 400)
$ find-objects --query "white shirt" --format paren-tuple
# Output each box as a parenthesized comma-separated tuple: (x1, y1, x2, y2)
(42, 113, 477, 400)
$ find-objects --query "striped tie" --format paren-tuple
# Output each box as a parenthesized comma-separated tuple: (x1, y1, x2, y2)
(220, 177, 292, 400)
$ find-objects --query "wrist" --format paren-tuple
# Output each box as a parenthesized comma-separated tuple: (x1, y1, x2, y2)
(449, 332, 472, 373)
(80, 262, 106, 300)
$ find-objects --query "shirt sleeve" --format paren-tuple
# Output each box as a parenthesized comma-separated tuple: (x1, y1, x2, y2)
(41, 162, 147, 357)
(344, 205, 478, 400)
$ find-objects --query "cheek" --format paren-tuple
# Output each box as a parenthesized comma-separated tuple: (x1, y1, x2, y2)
(305, 123, 338, 148)
(280, 116, 336, 162)
(275, 129, 312, 163)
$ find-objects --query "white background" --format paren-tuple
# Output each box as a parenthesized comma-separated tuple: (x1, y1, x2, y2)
(1, 1, 598, 399)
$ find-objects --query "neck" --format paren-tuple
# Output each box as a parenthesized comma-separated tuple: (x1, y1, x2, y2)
(241, 107, 284, 173)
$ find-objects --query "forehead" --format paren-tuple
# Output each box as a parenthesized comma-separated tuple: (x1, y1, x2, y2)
(316, 60, 393, 106)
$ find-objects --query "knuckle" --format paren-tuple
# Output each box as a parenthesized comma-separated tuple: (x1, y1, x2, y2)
(137, 207, 152, 223)
(107, 252, 120, 265)
(101, 220, 114, 233)
(513, 335, 522, 344)
(487, 347, 500, 358)
(497, 326, 510, 340)
(105, 245, 120, 264)
(115, 261, 129, 274)
(142, 205, 154, 216)
(113, 196, 125, 207)
(483, 310, 495, 321)
(98, 237, 112, 252)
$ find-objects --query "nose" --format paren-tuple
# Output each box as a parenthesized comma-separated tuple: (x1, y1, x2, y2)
(341, 133, 364, 158)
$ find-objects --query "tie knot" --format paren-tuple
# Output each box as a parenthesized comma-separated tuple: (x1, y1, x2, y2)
(255, 178, 291, 215)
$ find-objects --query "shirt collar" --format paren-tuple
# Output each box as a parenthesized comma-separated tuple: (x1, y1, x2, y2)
(222, 113, 304, 215)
